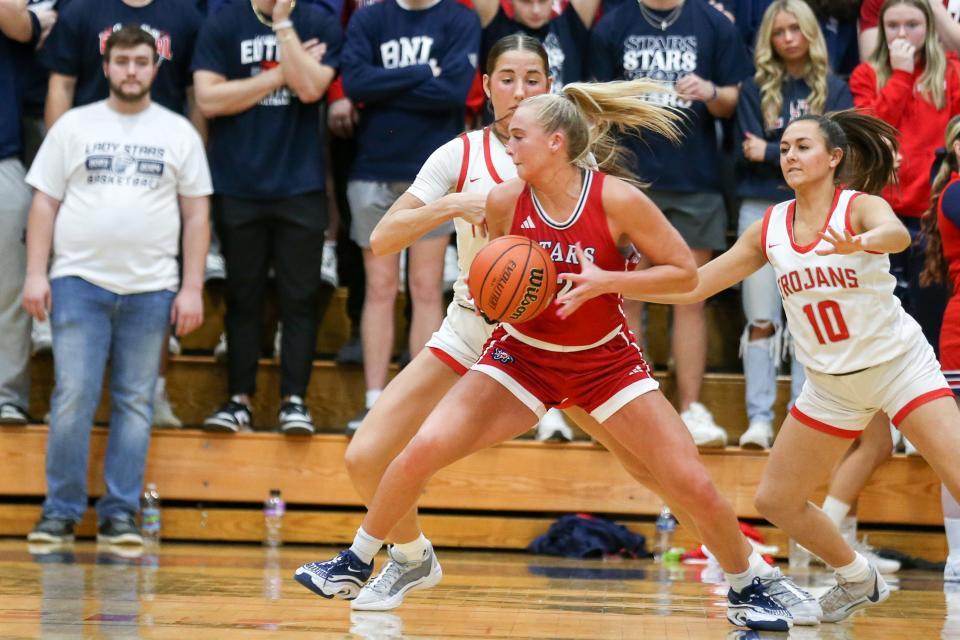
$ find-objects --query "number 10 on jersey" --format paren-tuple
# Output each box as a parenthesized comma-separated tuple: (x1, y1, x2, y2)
(802, 300, 850, 344)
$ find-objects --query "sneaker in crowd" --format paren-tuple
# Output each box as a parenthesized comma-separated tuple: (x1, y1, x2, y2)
(903, 436, 919, 456)
(680, 402, 728, 448)
(203, 398, 253, 433)
(945, 554, 960, 583)
(322, 240, 339, 288)
(153, 379, 182, 429)
(535, 408, 573, 442)
(352, 544, 443, 611)
(818, 564, 889, 622)
(168, 335, 181, 356)
(852, 537, 901, 574)
(337, 335, 363, 365)
(442, 244, 458, 293)
(345, 408, 368, 437)
(294, 549, 374, 600)
(97, 515, 143, 545)
(756, 568, 821, 625)
(0, 403, 30, 426)
(27, 517, 75, 544)
(205, 252, 226, 281)
(273, 323, 283, 359)
(213, 332, 228, 361)
(31, 318, 52, 355)
(726, 577, 793, 631)
(280, 396, 315, 435)
(739, 419, 773, 450)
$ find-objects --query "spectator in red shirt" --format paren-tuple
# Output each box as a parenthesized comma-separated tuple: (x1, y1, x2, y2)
(860, 0, 960, 59)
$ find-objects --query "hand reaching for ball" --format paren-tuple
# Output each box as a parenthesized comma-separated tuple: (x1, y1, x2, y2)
(556, 243, 611, 320)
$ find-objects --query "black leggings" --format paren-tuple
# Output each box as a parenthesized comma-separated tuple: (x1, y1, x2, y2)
(214, 192, 328, 397)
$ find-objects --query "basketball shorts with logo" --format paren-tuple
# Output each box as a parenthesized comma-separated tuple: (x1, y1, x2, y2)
(471, 326, 659, 422)
(425, 300, 495, 375)
(791, 334, 954, 437)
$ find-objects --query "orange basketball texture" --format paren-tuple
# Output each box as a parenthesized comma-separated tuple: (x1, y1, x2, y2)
(468, 235, 558, 323)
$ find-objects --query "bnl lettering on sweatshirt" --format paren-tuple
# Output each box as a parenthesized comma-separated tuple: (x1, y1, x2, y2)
(777, 266, 860, 299)
(380, 36, 434, 68)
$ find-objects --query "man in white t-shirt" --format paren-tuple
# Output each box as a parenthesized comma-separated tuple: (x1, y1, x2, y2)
(20, 25, 212, 546)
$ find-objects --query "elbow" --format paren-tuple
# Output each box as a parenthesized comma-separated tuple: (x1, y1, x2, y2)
(678, 269, 699, 294)
(296, 85, 323, 104)
(195, 95, 220, 119)
(369, 228, 391, 256)
(894, 228, 912, 253)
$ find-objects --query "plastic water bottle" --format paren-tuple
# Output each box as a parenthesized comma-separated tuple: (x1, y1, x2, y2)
(264, 489, 285, 547)
(654, 504, 677, 562)
(141, 483, 161, 543)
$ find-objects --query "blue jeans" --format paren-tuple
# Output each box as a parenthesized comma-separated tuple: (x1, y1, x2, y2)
(738, 199, 806, 424)
(43, 276, 174, 523)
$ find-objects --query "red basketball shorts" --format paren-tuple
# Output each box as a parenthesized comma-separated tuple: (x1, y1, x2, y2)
(471, 326, 659, 423)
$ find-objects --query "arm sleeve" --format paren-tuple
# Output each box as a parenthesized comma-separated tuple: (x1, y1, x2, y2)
(389, 8, 480, 111)
(190, 16, 229, 75)
(849, 64, 913, 126)
(24, 118, 67, 200)
(340, 10, 435, 103)
(406, 136, 463, 204)
(176, 123, 214, 197)
(942, 181, 960, 228)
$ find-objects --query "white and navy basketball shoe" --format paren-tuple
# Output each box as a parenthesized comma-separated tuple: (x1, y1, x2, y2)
(756, 568, 821, 625)
(727, 577, 794, 631)
(351, 544, 443, 611)
(295, 550, 373, 600)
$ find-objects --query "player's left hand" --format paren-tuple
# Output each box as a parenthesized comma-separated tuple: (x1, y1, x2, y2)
(816, 226, 865, 255)
(273, 0, 294, 22)
(171, 287, 204, 336)
(555, 243, 609, 320)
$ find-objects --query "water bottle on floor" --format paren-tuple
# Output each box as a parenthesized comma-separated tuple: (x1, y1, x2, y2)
(264, 489, 285, 547)
(654, 505, 676, 563)
(141, 483, 161, 543)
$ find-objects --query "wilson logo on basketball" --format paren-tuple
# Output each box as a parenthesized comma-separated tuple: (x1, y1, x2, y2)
(508, 268, 545, 321)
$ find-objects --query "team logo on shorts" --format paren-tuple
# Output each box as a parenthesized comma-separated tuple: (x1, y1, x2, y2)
(491, 348, 514, 364)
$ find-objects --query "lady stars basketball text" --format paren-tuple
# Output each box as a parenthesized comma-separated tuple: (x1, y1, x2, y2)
(777, 266, 860, 299)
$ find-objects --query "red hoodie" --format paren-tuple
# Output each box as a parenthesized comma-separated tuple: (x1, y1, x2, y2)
(850, 59, 960, 218)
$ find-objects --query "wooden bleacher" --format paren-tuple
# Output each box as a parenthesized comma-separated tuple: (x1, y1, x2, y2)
(0, 289, 949, 561)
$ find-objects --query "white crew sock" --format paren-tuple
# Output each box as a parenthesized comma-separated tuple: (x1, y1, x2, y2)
(365, 389, 382, 410)
(835, 552, 872, 583)
(393, 533, 430, 563)
(349, 527, 383, 565)
(725, 547, 776, 592)
(821, 496, 851, 529)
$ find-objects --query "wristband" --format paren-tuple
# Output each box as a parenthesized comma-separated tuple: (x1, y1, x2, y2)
(272, 19, 293, 31)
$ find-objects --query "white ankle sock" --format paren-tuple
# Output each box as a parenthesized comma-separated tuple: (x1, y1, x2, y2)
(726, 565, 756, 593)
(393, 534, 429, 563)
(365, 389, 382, 410)
(726, 547, 775, 592)
(835, 552, 871, 583)
(349, 527, 383, 565)
(749, 548, 776, 578)
(821, 496, 851, 529)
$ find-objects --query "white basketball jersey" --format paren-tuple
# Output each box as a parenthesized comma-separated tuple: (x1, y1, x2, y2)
(763, 189, 923, 374)
(451, 127, 514, 308)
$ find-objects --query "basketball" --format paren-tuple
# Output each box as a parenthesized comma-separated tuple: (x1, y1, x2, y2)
(468, 235, 557, 323)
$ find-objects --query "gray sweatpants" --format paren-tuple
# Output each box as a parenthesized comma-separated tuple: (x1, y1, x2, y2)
(0, 157, 32, 408)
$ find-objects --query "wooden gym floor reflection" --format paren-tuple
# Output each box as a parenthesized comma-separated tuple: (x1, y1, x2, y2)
(0, 540, 957, 639)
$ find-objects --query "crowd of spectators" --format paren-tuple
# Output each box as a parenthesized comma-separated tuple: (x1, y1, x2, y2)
(1, 0, 959, 458)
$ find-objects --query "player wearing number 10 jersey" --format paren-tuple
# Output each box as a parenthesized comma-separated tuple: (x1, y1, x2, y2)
(619, 110, 960, 622)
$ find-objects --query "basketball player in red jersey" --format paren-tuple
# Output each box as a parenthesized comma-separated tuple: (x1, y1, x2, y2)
(602, 110, 960, 622)
(295, 80, 817, 631)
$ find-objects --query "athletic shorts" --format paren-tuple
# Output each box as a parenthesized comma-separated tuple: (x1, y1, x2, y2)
(471, 326, 659, 423)
(347, 180, 453, 248)
(425, 300, 495, 375)
(791, 334, 954, 437)
(647, 190, 727, 252)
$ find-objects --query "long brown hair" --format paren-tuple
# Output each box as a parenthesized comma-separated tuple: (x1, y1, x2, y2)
(921, 115, 960, 286)
(521, 80, 684, 186)
(789, 110, 899, 194)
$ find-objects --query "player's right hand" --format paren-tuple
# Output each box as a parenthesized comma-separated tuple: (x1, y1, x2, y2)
(446, 192, 486, 226)
(889, 38, 916, 73)
(22, 274, 51, 322)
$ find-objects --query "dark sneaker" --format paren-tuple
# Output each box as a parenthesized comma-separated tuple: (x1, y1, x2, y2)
(295, 550, 374, 600)
(0, 403, 29, 426)
(97, 516, 144, 545)
(203, 399, 252, 433)
(280, 396, 315, 435)
(345, 408, 368, 437)
(27, 517, 75, 543)
(727, 577, 793, 631)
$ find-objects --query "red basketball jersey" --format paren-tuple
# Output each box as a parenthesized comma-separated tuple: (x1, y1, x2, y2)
(505, 170, 631, 349)
(939, 175, 960, 294)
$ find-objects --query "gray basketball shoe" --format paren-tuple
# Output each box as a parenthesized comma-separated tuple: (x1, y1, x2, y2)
(351, 544, 443, 611)
(819, 564, 890, 622)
